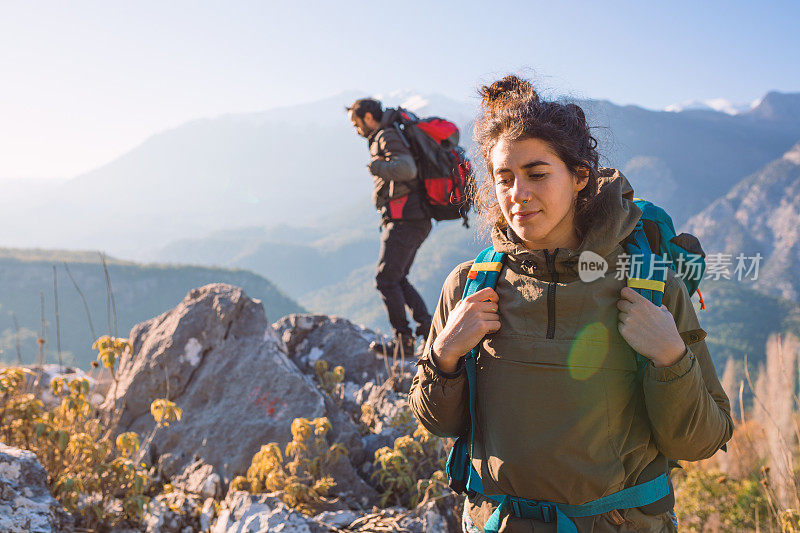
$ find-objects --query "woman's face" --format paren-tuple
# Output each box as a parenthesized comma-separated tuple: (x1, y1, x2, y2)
(491, 137, 588, 251)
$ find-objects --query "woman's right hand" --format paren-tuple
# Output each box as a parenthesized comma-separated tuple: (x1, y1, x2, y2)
(432, 287, 501, 373)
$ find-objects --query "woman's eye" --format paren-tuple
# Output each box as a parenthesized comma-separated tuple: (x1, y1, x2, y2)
(528, 173, 546, 180)
(495, 176, 512, 186)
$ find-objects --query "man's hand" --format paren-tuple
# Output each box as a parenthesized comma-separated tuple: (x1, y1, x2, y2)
(432, 287, 501, 373)
(617, 287, 686, 368)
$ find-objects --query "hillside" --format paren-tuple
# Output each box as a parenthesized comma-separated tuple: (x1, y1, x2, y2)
(0, 249, 304, 368)
(685, 141, 800, 301)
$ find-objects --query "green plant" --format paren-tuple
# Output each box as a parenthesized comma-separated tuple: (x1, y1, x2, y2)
(673, 464, 769, 531)
(372, 413, 448, 508)
(360, 403, 378, 435)
(0, 367, 150, 527)
(314, 360, 345, 399)
(0, 336, 185, 529)
(237, 417, 347, 514)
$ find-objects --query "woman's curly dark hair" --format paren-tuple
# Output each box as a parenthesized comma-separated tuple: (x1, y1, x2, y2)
(472, 75, 604, 240)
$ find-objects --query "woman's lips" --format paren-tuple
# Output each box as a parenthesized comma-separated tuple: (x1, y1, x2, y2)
(512, 210, 541, 221)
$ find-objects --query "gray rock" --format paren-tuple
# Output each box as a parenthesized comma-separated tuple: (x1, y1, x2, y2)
(414, 500, 451, 532)
(211, 491, 328, 533)
(344, 502, 456, 533)
(361, 433, 394, 464)
(0, 443, 73, 533)
(274, 314, 388, 386)
(104, 283, 377, 506)
(355, 381, 409, 438)
(157, 452, 184, 480)
(172, 458, 221, 500)
(313, 509, 358, 528)
(200, 497, 216, 532)
(142, 489, 201, 533)
(103, 284, 318, 484)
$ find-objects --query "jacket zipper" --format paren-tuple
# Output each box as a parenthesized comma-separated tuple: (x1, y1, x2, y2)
(544, 249, 559, 339)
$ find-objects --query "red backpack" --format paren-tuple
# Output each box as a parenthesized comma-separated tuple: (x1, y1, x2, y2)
(393, 108, 473, 226)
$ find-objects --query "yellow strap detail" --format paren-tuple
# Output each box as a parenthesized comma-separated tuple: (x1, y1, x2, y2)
(627, 278, 665, 292)
(470, 262, 503, 273)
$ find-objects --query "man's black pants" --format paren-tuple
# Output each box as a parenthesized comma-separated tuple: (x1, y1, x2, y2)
(375, 219, 432, 337)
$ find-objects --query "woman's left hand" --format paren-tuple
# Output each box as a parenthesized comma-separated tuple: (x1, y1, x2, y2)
(617, 287, 686, 368)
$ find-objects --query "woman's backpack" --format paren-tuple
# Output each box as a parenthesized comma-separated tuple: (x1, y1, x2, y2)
(392, 108, 473, 226)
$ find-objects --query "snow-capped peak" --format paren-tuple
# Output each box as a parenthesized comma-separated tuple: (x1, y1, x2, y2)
(783, 142, 800, 165)
(664, 98, 759, 115)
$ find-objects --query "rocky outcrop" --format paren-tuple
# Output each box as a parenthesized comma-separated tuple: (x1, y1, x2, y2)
(103, 283, 377, 507)
(0, 443, 73, 533)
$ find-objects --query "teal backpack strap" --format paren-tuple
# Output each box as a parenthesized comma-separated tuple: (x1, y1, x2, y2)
(633, 198, 706, 297)
(462, 247, 505, 494)
(625, 219, 666, 307)
(625, 218, 667, 377)
(482, 472, 671, 533)
(445, 246, 505, 494)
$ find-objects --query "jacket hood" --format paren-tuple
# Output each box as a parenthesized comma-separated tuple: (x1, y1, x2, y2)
(490, 168, 641, 276)
(379, 107, 402, 128)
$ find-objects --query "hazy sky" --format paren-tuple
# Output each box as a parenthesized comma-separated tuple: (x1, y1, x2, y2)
(1, 0, 798, 180)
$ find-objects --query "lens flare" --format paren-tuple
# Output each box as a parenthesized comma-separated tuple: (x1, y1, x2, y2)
(568, 322, 610, 380)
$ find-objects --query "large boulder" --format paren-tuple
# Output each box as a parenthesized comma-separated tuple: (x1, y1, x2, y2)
(0, 443, 73, 533)
(103, 283, 376, 506)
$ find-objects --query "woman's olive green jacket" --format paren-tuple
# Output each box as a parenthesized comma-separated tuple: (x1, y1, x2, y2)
(409, 169, 733, 532)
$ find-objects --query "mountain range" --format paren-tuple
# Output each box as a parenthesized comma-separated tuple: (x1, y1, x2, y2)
(1, 90, 799, 258)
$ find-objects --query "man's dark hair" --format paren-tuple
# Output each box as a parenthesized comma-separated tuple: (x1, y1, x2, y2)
(347, 98, 383, 121)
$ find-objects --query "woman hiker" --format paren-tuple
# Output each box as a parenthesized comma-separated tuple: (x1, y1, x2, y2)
(409, 75, 733, 532)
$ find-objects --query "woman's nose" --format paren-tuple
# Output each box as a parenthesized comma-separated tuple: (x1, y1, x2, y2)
(510, 181, 529, 204)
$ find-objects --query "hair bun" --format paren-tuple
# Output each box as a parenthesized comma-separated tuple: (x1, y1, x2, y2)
(479, 75, 539, 113)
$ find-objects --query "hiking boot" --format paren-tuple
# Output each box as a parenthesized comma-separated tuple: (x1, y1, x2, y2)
(369, 333, 415, 356)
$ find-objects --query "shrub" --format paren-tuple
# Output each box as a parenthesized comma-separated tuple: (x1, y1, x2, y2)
(673, 464, 769, 531)
(314, 359, 345, 399)
(372, 413, 448, 508)
(0, 336, 183, 529)
(235, 416, 347, 514)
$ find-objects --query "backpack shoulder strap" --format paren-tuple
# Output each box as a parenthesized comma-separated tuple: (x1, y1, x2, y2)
(625, 219, 666, 308)
(463, 246, 506, 299)
(624, 219, 669, 379)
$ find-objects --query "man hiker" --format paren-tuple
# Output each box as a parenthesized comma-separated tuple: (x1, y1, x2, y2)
(347, 98, 432, 355)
